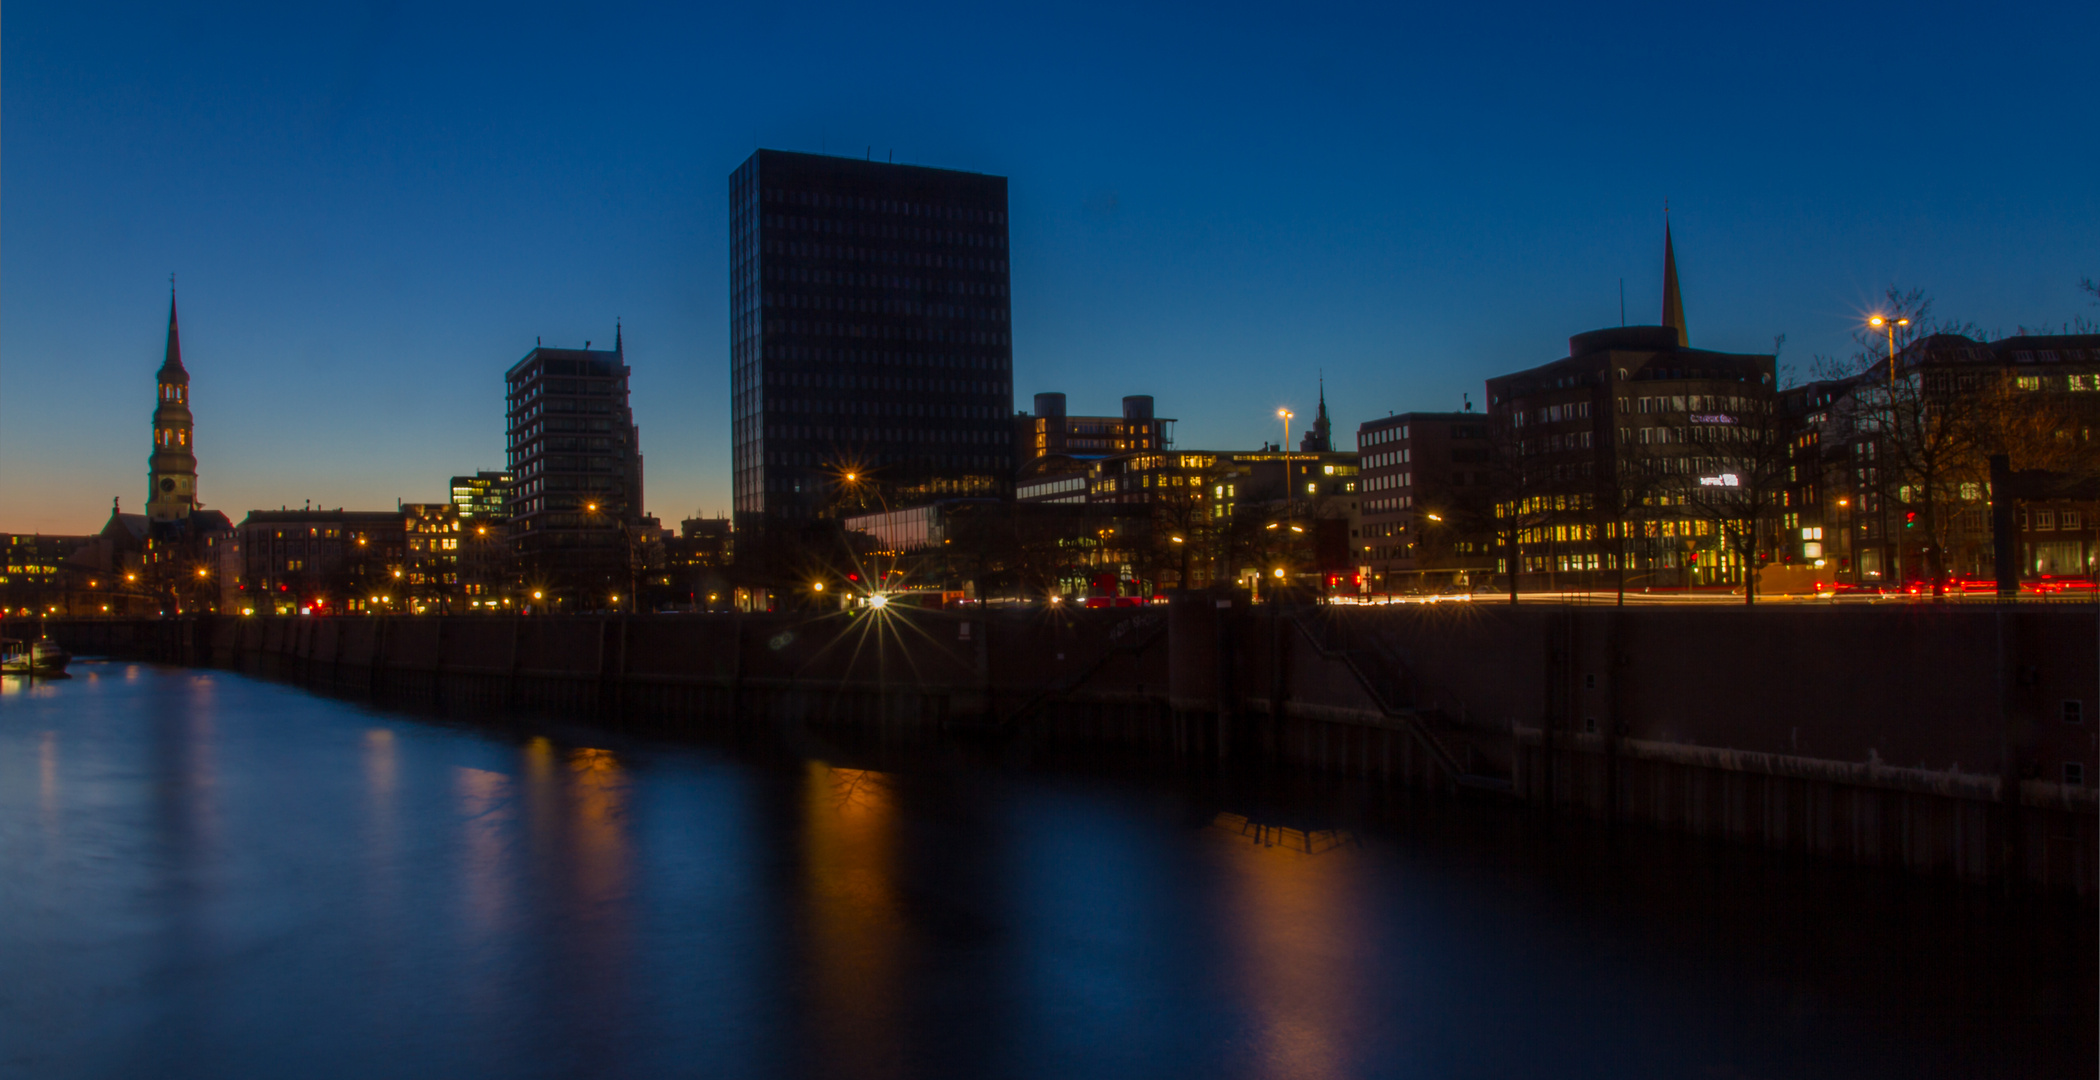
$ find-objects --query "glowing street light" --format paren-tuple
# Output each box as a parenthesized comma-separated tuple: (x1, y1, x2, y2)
(1276, 407, 1294, 450)
(1867, 314, 1910, 388)
(1170, 536, 1185, 544)
(812, 581, 825, 592)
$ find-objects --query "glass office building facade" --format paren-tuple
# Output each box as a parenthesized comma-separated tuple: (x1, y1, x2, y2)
(729, 150, 1014, 556)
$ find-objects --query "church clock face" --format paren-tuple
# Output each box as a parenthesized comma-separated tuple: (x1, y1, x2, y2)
(160, 478, 176, 493)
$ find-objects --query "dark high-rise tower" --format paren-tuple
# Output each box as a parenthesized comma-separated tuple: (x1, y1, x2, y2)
(729, 150, 1013, 556)
(505, 331, 644, 603)
(148, 292, 198, 523)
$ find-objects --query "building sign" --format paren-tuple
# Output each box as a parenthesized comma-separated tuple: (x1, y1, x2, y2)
(1698, 473, 1741, 488)
(1691, 413, 1737, 424)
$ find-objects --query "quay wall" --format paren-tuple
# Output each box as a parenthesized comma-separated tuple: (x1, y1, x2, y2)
(40, 601, 2098, 894)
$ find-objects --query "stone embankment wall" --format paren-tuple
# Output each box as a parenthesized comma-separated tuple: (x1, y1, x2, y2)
(47, 600, 2098, 894)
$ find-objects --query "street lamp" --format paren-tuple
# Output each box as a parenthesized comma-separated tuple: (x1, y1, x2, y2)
(1867, 314, 1910, 389)
(1276, 408, 1293, 451)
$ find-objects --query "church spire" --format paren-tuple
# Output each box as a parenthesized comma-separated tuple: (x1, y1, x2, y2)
(1300, 374, 1334, 452)
(159, 289, 189, 384)
(1662, 218, 1687, 347)
(615, 318, 623, 355)
(148, 288, 199, 523)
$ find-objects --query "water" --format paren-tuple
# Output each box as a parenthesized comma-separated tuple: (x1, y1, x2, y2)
(2, 662, 2090, 1079)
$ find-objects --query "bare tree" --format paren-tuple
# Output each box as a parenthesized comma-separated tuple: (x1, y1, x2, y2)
(1810, 288, 1993, 593)
(1665, 392, 1793, 604)
(1478, 411, 1558, 604)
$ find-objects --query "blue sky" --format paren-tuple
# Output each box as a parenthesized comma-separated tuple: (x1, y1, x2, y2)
(4, 0, 2094, 532)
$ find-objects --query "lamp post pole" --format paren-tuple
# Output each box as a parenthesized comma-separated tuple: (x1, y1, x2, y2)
(1276, 409, 1295, 524)
(1867, 314, 1909, 583)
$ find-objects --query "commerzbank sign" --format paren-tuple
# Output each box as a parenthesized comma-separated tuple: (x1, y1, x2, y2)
(1691, 413, 1737, 424)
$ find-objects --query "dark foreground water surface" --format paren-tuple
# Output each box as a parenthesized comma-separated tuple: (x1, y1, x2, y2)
(2, 662, 2091, 1079)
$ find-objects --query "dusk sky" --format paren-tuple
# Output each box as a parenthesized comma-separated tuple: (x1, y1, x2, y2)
(3, 0, 2093, 533)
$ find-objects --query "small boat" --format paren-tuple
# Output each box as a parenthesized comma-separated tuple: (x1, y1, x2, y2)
(0, 637, 71, 676)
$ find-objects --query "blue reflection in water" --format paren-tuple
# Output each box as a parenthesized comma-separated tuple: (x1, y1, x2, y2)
(0, 662, 2089, 1079)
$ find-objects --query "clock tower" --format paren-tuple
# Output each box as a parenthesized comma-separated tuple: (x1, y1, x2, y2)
(147, 292, 198, 523)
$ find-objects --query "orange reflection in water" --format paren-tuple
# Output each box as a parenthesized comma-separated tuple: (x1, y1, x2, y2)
(567, 748, 630, 900)
(800, 762, 903, 1057)
(1215, 812, 1368, 1080)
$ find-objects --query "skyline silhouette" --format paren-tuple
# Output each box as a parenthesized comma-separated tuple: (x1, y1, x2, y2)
(2, 0, 2094, 532)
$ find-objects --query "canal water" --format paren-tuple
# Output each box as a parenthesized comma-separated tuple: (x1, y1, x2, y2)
(2, 662, 2090, 1079)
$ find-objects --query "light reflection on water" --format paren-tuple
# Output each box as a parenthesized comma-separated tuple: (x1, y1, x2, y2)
(0, 662, 2090, 1080)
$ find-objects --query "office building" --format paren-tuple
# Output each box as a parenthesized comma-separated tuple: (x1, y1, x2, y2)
(450, 470, 512, 522)
(1013, 393, 1174, 468)
(729, 149, 1014, 563)
(505, 332, 645, 602)
(1483, 225, 1777, 591)
(1781, 332, 2100, 583)
(235, 509, 406, 614)
(1356, 411, 1497, 593)
(403, 502, 463, 611)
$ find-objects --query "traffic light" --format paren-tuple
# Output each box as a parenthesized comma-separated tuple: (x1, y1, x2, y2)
(1904, 511, 1918, 530)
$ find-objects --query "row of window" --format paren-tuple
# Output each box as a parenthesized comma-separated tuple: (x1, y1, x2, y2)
(767, 369, 1004, 397)
(771, 291, 1008, 321)
(1624, 394, 1756, 415)
(765, 239, 1007, 274)
(772, 266, 1007, 295)
(767, 188, 1005, 226)
(766, 318, 1012, 348)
